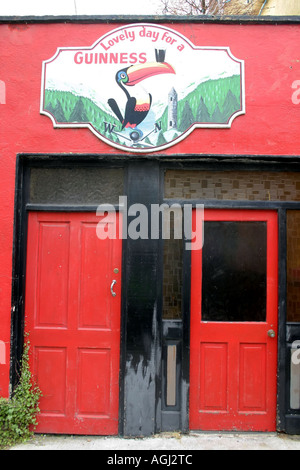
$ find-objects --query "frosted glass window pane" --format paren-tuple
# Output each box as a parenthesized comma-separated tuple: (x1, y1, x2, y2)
(30, 168, 124, 205)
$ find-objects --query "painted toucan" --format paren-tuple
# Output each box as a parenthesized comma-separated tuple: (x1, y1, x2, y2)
(108, 61, 175, 130)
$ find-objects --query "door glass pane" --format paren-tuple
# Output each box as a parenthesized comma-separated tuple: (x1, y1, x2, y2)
(202, 221, 267, 322)
(287, 210, 300, 322)
(163, 207, 183, 319)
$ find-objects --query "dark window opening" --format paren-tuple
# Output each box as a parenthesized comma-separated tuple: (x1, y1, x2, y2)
(202, 221, 267, 322)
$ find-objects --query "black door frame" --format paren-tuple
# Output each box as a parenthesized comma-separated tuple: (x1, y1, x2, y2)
(161, 157, 300, 435)
(11, 153, 300, 436)
(11, 155, 129, 433)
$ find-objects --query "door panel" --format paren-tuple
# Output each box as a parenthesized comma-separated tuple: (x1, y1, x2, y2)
(25, 212, 122, 435)
(239, 343, 267, 412)
(36, 221, 70, 328)
(199, 342, 228, 412)
(190, 210, 278, 431)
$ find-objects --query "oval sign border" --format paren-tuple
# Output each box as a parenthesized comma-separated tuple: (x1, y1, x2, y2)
(40, 23, 246, 153)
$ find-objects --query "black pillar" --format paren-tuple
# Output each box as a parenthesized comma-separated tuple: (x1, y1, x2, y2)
(122, 161, 161, 437)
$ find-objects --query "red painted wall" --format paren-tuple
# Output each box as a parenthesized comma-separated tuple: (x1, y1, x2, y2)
(0, 21, 299, 396)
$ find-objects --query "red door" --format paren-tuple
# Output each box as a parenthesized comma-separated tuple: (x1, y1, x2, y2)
(25, 212, 122, 435)
(190, 210, 278, 432)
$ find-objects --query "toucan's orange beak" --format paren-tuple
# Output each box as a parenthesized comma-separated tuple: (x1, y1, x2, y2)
(126, 62, 175, 86)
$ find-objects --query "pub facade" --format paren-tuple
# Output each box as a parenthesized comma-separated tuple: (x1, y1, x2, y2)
(0, 15, 299, 436)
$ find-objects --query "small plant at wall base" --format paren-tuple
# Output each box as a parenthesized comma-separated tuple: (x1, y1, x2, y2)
(0, 338, 41, 449)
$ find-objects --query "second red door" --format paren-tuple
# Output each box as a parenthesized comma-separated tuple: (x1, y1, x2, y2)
(190, 210, 278, 432)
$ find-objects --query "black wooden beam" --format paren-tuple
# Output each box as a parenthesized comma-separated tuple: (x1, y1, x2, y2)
(0, 15, 300, 24)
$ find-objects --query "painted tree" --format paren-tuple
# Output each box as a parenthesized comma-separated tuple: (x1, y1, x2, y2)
(222, 89, 240, 122)
(179, 101, 195, 132)
(211, 103, 223, 123)
(69, 97, 88, 122)
(46, 100, 67, 123)
(196, 97, 211, 123)
(157, 131, 168, 146)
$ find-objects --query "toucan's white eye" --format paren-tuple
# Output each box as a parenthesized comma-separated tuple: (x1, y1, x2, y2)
(117, 71, 128, 83)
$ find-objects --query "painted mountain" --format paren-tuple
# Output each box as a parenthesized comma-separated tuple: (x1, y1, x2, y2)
(43, 74, 242, 150)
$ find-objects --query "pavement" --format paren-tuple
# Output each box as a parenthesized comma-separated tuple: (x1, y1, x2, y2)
(8, 431, 300, 451)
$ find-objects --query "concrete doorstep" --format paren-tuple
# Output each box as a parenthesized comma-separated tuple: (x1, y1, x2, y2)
(8, 431, 300, 451)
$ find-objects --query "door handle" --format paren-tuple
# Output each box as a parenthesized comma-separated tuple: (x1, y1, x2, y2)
(110, 280, 117, 297)
(267, 329, 276, 338)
